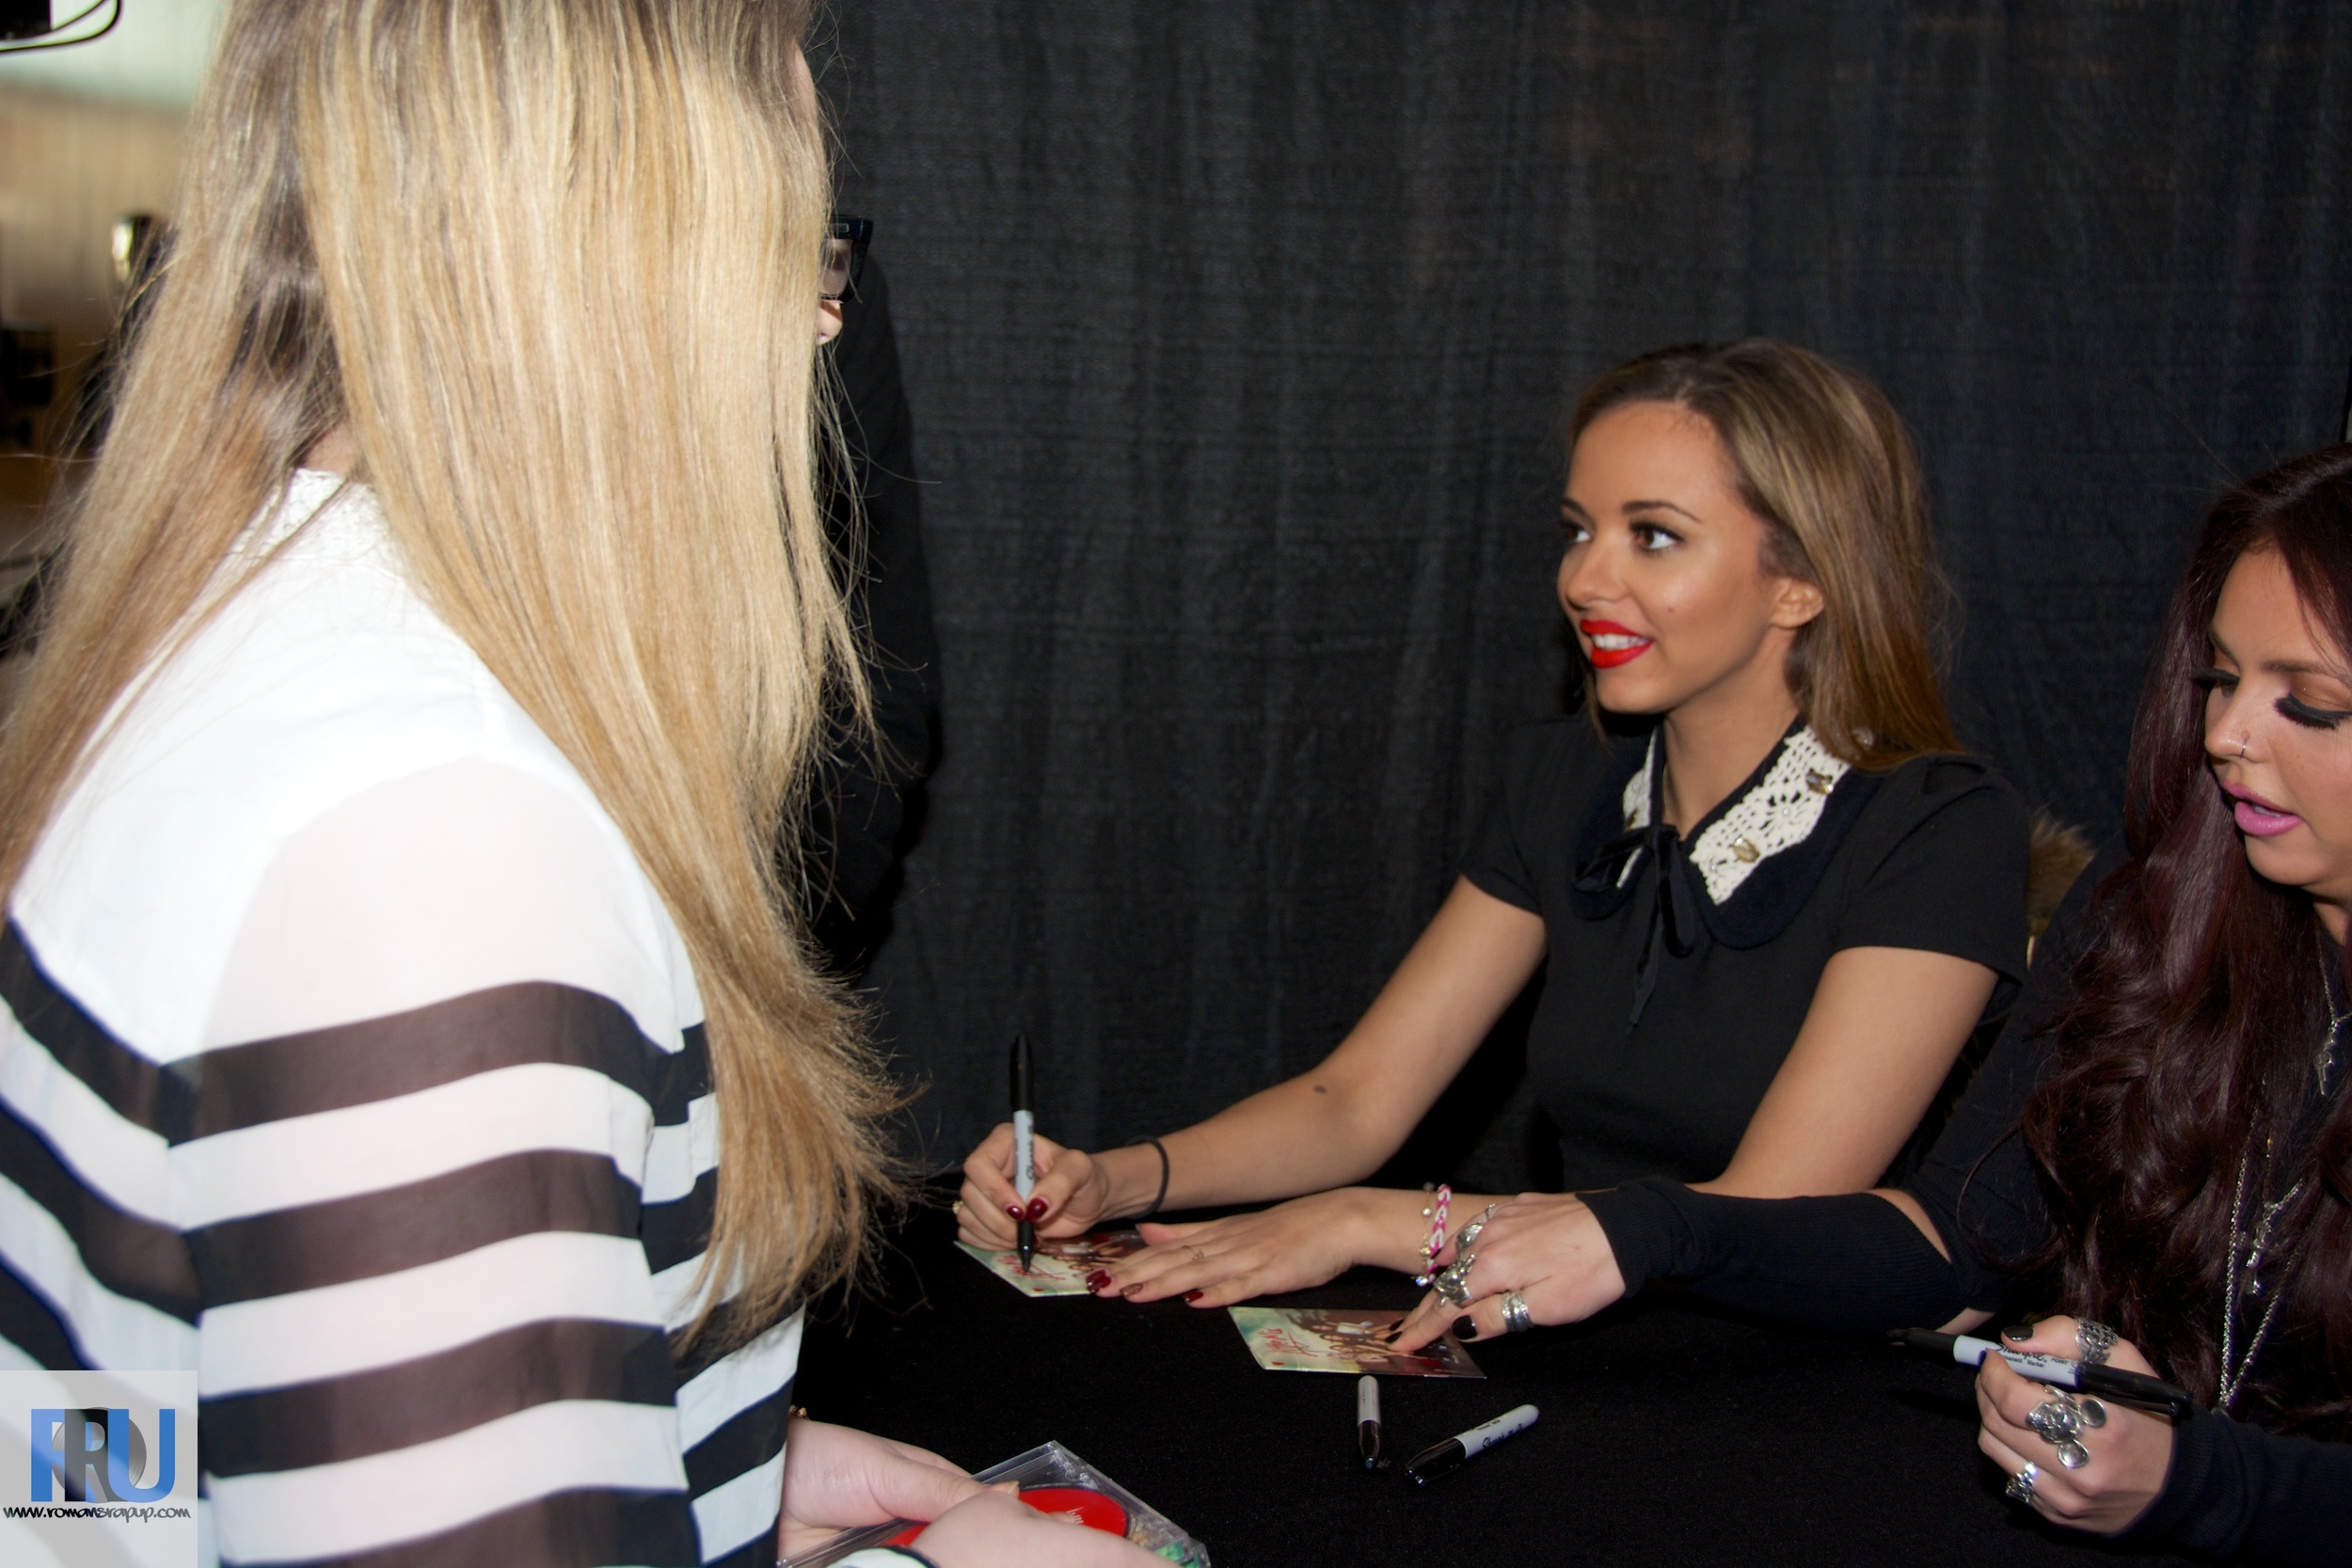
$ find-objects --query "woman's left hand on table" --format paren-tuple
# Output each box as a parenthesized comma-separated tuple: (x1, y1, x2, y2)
(1390, 1192, 1627, 1353)
(1975, 1316, 2173, 1536)
(1091, 1189, 1385, 1307)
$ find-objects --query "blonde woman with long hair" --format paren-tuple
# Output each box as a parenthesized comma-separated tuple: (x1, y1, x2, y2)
(0, 4, 1146, 1564)
(963, 341, 2035, 1318)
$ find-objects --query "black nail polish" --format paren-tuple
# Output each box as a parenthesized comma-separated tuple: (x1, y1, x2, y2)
(1452, 1315, 1478, 1340)
(2001, 1323, 2033, 1342)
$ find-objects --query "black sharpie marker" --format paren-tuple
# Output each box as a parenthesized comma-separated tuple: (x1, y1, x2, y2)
(1405, 1403, 1537, 1485)
(1357, 1375, 1381, 1469)
(1010, 1035, 1036, 1274)
(1896, 1329, 2199, 1421)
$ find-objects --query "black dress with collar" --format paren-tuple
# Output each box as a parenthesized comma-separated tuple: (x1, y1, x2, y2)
(1462, 717, 2028, 1189)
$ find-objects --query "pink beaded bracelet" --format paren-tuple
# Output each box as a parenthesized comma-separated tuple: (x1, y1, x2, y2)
(1412, 1183, 1452, 1287)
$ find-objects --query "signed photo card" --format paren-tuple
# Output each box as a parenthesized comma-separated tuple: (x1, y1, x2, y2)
(956, 1228, 1147, 1297)
(1228, 1307, 1485, 1377)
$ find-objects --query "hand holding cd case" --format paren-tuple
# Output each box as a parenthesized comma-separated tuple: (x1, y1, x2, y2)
(781, 1440, 1212, 1566)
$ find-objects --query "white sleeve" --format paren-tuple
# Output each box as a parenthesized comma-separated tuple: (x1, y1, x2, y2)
(186, 761, 722, 1565)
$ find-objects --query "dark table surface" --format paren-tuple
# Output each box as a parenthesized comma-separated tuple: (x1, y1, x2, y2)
(798, 1196, 2194, 1567)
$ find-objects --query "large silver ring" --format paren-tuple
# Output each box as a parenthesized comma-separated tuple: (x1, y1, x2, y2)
(1502, 1291, 1533, 1334)
(1452, 1204, 1499, 1255)
(2026, 1394, 2084, 1446)
(2005, 1464, 2039, 1504)
(2075, 1320, 2118, 1367)
(1432, 1252, 1476, 1307)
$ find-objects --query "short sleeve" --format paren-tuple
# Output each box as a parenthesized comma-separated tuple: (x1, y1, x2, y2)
(1461, 722, 1587, 914)
(1830, 760, 2029, 983)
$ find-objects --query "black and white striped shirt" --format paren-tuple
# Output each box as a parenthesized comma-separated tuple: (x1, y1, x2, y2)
(2, 473, 803, 1565)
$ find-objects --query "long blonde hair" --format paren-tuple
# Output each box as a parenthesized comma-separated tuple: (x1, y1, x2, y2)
(0, 0, 894, 1347)
(1569, 340, 1961, 769)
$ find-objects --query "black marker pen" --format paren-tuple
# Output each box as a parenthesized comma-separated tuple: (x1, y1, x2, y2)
(1895, 1329, 2199, 1420)
(1357, 1375, 1381, 1469)
(1010, 1034, 1036, 1274)
(1404, 1403, 1537, 1485)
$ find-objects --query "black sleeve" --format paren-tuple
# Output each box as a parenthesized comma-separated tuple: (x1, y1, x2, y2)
(1831, 759, 2030, 986)
(806, 256, 943, 970)
(2124, 1407, 2352, 1565)
(1459, 722, 1581, 914)
(1581, 844, 2123, 1334)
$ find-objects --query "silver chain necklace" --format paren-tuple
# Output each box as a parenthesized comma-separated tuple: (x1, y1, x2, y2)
(2217, 977, 2346, 1412)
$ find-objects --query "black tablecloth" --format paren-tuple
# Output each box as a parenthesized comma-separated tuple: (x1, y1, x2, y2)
(797, 1196, 2194, 1567)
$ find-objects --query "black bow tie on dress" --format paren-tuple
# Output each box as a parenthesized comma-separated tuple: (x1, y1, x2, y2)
(1574, 818, 1706, 1026)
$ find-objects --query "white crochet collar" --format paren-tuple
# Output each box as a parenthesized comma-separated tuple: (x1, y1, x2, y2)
(1617, 726, 1851, 903)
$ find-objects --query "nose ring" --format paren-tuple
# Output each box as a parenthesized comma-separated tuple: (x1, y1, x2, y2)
(2237, 737, 2250, 758)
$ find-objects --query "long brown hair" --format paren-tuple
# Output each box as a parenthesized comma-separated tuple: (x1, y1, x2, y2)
(1568, 340, 1961, 769)
(0, 0, 895, 1349)
(2026, 444, 2352, 1433)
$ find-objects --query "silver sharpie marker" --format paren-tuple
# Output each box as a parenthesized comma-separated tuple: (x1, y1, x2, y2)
(1404, 1403, 1538, 1485)
(1897, 1329, 2198, 1420)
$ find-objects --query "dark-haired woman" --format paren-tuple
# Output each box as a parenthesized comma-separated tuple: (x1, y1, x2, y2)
(1394, 444, 2352, 1562)
(960, 340, 2034, 1307)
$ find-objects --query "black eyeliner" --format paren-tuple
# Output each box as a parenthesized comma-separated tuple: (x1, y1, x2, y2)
(2278, 694, 2352, 729)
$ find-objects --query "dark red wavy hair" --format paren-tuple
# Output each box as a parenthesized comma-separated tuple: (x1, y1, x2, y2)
(2026, 443, 2352, 1434)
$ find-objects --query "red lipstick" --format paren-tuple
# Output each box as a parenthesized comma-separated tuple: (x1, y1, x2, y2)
(1578, 618, 1654, 670)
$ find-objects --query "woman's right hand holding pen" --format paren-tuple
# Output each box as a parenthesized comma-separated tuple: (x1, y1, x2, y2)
(958, 1124, 1125, 1247)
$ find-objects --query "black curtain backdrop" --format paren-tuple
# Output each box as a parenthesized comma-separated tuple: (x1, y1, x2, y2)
(814, 2, 2352, 1179)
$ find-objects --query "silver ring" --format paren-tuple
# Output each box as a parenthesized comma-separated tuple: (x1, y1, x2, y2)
(1432, 1252, 1476, 1307)
(1452, 1205, 1499, 1255)
(1502, 1291, 1533, 1333)
(2027, 1394, 2085, 1446)
(2005, 1463, 2039, 1504)
(2237, 737, 2250, 758)
(2075, 1321, 2118, 1367)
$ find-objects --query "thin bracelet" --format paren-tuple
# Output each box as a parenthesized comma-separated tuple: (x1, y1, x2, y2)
(1131, 1136, 1171, 1221)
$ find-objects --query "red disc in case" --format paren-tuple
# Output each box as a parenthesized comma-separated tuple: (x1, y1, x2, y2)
(1018, 1486, 1129, 1534)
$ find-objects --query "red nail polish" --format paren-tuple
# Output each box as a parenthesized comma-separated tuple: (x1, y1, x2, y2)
(1086, 1271, 1111, 1291)
(1006, 1205, 1025, 1219)
(1026, 1197, 1049, 1221)
(1184, 1290, 1204, 1303)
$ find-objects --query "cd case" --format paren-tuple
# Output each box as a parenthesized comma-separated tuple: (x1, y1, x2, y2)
(781, 1440, 1212, 1566)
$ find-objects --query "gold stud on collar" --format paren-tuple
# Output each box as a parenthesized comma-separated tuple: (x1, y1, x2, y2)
(1731, 835, 1759, 863)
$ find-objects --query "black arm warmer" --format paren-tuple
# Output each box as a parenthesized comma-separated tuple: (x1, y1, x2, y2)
(1581, 1182, 1979, 1336)
(1578, 849, 2127, 1335)
(2125, 1407, 2352, 1565)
